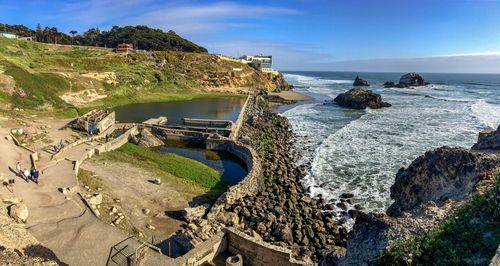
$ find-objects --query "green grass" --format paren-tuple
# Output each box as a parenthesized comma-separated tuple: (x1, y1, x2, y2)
(116, 143, 227, 189)
(382, 171, 500, 265)
(1, 62, 70, 109)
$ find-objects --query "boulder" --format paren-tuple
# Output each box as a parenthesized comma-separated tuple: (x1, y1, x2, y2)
(353, 76, 369, 86)
(333, 89, 391, 109)
(87, 194, 103, 206)
(135, 128, 164, 148)
(9, 203, 29, 223)
(387, 147, 500, 217)
(182, 204, 210, 222)
(399, 72, 428, 87)
(472, 125, 500, 151)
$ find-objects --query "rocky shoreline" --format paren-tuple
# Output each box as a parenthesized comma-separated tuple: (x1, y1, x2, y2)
(176, 91, 499, 265)
(179, 91, 350, 263)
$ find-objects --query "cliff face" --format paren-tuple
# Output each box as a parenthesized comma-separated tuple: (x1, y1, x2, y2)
(387, 147, 500, 217)
(340, 126, 500, 265)
(0, 38, 289, 109)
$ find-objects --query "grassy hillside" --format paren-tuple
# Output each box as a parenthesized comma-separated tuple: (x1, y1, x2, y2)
(0, 38, 287, 114)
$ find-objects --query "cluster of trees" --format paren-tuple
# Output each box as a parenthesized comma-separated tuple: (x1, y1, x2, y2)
(0, 23, 207, 53)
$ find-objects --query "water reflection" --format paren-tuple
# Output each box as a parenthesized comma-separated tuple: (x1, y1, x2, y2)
(114, 98, 246, 125)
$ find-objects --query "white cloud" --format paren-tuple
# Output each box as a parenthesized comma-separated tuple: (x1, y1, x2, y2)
(126, 2, 299, 35)
(51, 1, 298, 35)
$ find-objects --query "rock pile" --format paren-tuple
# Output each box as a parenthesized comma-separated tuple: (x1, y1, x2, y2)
(353, 76, 369, 86)
(333, 88, 391, 109)
(384, 72, 429, 88)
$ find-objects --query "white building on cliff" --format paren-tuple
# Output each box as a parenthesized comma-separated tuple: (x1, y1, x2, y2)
(240, 55, 276, 73)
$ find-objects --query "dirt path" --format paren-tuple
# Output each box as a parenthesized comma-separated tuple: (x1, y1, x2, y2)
(0, 117, 165, 265)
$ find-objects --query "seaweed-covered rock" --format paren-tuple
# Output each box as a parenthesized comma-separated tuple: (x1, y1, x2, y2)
(333, 88, 391, 109)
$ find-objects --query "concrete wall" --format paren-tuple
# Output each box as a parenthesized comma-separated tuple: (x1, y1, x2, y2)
(166, 232, 228, 266)
(205, 139, 263, 221)
(73, 126, 138, 176)
(52, 124, 116, 160)
(226, 228, 307, 266)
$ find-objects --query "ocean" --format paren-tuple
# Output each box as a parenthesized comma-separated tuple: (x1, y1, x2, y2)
(281, 71, 500, 212)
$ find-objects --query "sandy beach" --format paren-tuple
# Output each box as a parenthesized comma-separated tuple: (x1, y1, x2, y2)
(269, 90, 313, 101)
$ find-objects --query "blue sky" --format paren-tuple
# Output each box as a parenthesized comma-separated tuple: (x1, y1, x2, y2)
(1, 0, 500, 72)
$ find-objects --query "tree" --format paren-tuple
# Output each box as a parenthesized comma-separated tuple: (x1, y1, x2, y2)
(36, 24, 43, 42)
(69, 30, 77, 45)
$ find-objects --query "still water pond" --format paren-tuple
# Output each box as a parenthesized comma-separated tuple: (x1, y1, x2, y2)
(114, 97, 246, 125)
(159, 140, 248, 185)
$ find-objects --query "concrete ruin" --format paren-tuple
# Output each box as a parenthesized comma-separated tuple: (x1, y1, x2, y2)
(70, 109, 115, 134)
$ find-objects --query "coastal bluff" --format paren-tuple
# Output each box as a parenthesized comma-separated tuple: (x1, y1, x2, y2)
(340, 125, 500, 265)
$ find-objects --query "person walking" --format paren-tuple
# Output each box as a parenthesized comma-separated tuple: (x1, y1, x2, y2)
(32, 169, 39, 184)
(16, 161, 22, 177)
(23, 168, 30, 183)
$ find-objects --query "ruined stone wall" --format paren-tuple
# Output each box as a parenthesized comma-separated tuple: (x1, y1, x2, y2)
(166, 232, 227, 266)
(226, 228, 307, 266)
(205, 138, 263, 221)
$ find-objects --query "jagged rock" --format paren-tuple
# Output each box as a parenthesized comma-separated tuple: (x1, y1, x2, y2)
(182, 204, 210, 222)
(154, 178, 162, 185)
(472, 125, 500, 151)
(399, 72, 428, 87)
(384, 73, 429, 88)
(387, 147, 500, 217)
(87, 194, 102, 206)
(133, 128, 164, 147)
(340, 193, 354, 199)
(9, 203, 29, 223)
(353, 76, 369, 86)
(333, 88, 391, 109)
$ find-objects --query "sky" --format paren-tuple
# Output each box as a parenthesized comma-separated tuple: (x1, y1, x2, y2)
(1, 0, 500, 73)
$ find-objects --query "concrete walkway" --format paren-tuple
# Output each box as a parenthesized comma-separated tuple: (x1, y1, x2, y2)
(0, 126, 164, 265)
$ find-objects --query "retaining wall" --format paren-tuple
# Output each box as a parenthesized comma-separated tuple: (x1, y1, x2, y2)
(226, 228, 307, 266)
(72, 126, 138, 176)
(205, 138, 263, 221)
(165, 232, 228, 266)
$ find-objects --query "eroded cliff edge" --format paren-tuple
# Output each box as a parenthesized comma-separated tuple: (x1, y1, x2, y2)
(340, 126, 500, 265)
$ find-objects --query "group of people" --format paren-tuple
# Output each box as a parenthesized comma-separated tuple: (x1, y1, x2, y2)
(16, 162, 40, 184)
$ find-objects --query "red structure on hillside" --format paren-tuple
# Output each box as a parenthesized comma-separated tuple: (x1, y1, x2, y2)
(116, 43, 133, 54)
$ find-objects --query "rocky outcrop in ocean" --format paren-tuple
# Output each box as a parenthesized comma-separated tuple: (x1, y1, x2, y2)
(353, 76, 370, 86)
(472, 125, 500, 151)
(384, 72, 429, 88)
(333, 88, 391, 109)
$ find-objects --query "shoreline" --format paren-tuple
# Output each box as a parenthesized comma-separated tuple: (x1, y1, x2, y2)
(269, 90, 313, 101)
